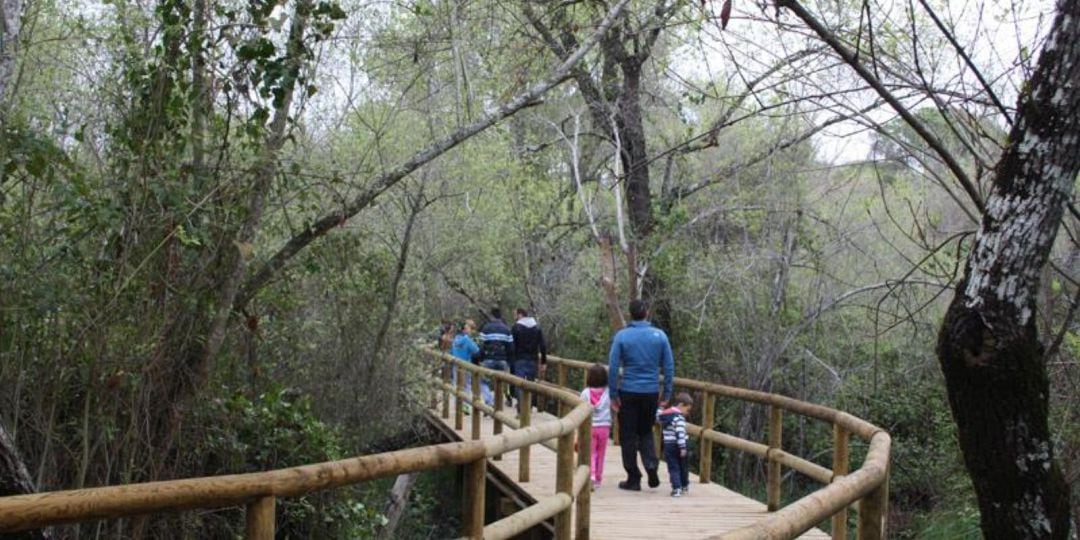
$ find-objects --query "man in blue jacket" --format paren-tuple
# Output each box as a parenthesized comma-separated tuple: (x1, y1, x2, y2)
(608, 299, 675, 491)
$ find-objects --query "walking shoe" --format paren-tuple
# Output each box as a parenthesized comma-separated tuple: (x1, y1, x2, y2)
(617, 480, 641, 491)
(646, 468, 660, 488)
(670, 488, 682, 497)
(680, 487, 689, 496)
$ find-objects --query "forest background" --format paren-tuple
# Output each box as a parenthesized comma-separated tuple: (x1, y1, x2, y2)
(0, 0, 1077, 537)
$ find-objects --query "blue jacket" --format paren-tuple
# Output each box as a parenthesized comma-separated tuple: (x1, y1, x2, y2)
(451, 333, 480, 363)
(608, 321, 674, 401)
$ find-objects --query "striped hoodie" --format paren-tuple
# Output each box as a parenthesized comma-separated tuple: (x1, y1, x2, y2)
(657, 407, 688, 449)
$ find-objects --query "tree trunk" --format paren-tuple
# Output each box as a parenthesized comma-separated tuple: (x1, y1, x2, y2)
(375, 473, 419, 540)
(615, 59, 652, 239)
(936, 2, 1080, 537)
(0, 423, 51, 539)
(0, 0, 20, 105)
(599, 234, 626, 331)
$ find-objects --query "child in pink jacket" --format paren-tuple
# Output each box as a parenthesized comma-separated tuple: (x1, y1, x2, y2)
(580, 363, 612, 489)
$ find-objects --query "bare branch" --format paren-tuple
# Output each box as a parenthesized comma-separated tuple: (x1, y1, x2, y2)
(776, 0, 986, 215)
(914, 0, 1013, 124)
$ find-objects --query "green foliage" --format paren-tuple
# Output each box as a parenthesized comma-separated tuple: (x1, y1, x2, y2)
(909, 505, 982, 540)
(836, 359, 976, 533)
(193, 386, 388, 538)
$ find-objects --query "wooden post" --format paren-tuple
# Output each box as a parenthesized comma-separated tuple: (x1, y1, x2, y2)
(857, 463, 889, 540)
(832, 424, 850, 540)
(463, 459, 486, 539)
(699, 392, 715, 484)
(442, 360, 450, 419)
(576, 415, 592, 540)
(245, 496, 275, 540)
(767, 405, 783, 512)
(554, 416, 574, 539)
(557, 363, 567, 388)
(493, 380, 504, 461)
(455, 364, 465, 430)
(519, 389, 531, 483)
(472, 367, 482, 440)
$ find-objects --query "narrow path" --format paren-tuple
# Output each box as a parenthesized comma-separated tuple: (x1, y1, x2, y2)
(433, 404, 829, 539)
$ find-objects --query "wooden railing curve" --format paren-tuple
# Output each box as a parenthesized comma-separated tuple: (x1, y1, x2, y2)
(543, 355, 891, 540)
(0, 349, 890, 540)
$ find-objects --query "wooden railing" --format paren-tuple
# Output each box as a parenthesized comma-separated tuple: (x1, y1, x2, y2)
(0, 349, 889, 540)
(544, 355, 891, 540)
(0, 351, 593, 540)
(427, 349, 594, 539)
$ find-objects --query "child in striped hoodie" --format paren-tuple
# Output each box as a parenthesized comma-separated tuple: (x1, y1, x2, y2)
(657, 392, 693, 497)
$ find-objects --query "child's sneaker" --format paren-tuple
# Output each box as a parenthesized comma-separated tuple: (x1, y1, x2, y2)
(670, 488, 682, 497)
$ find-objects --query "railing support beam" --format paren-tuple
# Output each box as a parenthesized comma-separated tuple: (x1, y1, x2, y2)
(441, 359, 450, 419)
(576, 415, 592, 540)
(471, 368, 482, 440)
(767, 405, 784, 512)
(463, 459, 486, 539)
(554, 403, 574, 539)
(832, 424, 850, 540)
(519, 389, 531, 483)
(455, 364, 465, 430)
(493, 380, 504, 460)
(857, 462, 889, 540)
(245, 496, 275, 540)
(699, 392, 715, 484)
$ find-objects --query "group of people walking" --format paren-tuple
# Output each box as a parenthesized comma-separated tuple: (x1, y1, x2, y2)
(440, 298, 692, 498)
(439, 307, 547, 409)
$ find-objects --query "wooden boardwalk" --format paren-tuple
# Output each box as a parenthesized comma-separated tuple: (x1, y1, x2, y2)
(432, 404, 829, 539)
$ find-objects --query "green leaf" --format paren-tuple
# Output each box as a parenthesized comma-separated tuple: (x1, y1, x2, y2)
(237, 38, 276, 61)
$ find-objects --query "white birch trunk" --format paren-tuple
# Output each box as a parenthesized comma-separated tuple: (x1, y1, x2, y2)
(0, 0, 21, 104)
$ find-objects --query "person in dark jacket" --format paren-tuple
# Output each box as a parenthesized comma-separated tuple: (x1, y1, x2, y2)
(479, 308, 513, 406)
(608, 299, 675, 491)
(510, 308, 547, 407)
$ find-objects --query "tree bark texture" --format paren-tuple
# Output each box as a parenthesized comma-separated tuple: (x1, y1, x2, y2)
(936, 1, 1080, 537)
(612, 58, 653, 239)
(0, 0, 20, 105)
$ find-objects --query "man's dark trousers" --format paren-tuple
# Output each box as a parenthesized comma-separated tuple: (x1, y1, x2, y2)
(619, 391, 659, 485)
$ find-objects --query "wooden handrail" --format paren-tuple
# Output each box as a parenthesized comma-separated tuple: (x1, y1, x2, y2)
(0, 348, 890, 540)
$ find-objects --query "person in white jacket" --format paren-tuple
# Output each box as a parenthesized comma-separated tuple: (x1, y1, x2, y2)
(580, 363, 612, 489)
